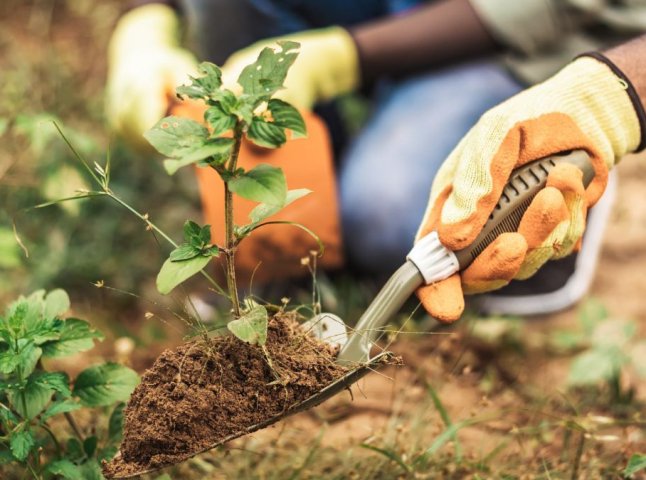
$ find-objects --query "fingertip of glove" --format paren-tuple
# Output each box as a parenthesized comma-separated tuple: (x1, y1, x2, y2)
(462, 232, 527, 286)
(416, 274, 464, 323)
(546, 163, 585, 195)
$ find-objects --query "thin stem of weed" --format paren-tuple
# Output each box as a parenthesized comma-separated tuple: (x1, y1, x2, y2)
(223, 123, 244, 317)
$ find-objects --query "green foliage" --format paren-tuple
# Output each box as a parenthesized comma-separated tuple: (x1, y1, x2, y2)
(228, 164, 287, 205)
(227, 305, 269, 346)
(143, 43, 317, 346)
(559, 299, 646, 400)
(157, 220, 220, 295)
(73, 363, 139, 407)
(624, 454, 646, 477)
(0, 289, 139, 477)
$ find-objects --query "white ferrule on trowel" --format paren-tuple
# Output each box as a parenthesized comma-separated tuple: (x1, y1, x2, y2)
(406, 231, 459, 284)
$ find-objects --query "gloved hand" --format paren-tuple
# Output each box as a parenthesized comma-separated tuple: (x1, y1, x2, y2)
(106, 4, 197, 148)
(221, 26, 359, 110)
(416, 55, 644, 322)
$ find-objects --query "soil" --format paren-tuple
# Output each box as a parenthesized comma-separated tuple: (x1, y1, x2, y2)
(102, 313, 349, 478)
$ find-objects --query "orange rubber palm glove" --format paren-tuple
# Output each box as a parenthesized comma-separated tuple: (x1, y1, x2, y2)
(416, 55, 645, 322)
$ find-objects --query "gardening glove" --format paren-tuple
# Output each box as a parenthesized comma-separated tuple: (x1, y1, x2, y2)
(106, 4, 198, 148)
(220, 26, 359, 110)
(415, 55, 645, 322)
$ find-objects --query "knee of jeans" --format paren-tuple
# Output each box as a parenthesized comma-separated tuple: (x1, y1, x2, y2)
(340, 174, 417, 273)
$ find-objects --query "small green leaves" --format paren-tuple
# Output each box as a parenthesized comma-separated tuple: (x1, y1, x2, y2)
(247, 116, 286, 148)
(205, 103, 237, 136)
(144, 117, 234, 175)
(227, 305, 268, 346)
(237, 41, 300, 97)
(73, 363, 139, 407)
(40, 399, 81, 423)
(625, 454, 646, 477)
(157, 255, 211, 295)
(249, 188, 311, 224)
(267, 99, 306, 138)
(41, 318, 104, 358)
(228, 164, 286, 205)
(176, 62, 223, 100)
(10, 429, 35, 461)
(159, 221, 219, 294)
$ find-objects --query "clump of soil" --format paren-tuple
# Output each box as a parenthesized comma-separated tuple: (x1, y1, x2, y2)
(103, 313, 349, 478)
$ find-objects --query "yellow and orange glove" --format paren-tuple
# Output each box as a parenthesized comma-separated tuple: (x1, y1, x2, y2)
(106, 4, 197, 149)
(416, 55, 645, 322)
(220, 27, 359, 110)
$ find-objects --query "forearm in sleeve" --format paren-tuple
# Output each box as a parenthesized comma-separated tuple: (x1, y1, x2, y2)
(349, 0, 500, 83)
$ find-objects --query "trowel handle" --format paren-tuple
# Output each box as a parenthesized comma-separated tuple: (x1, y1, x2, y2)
(338, 150, 594, 365)
(408, 150, 594, 284)
(454, 149, 594, 269)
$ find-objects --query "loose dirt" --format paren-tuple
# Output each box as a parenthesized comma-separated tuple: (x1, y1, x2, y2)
(103, 313, 349, 478)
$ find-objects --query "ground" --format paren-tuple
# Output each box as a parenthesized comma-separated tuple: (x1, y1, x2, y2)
(1, 2, 645, 479)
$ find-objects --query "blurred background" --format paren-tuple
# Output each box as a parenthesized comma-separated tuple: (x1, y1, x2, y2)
(1, 1, 645, 478)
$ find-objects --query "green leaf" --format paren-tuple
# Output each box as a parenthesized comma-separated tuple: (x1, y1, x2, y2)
(183, 220, 202, 241)
(247, 116, 287, 148)
(10, 429, 35, 461)
(228, 164, 286, 205)
(83, 436, 98, 457)
(44, 289, 70, 319)
(41, 318, 104, 358)
(176, 62, 223, 100)
(237, 40, 300, 96)
(17, 340, 42, 379)
(0, 405, 18, 424)
(567, 347, 626, 386)
(80, 459, 104, 480)
(145, 117, 233, 175)
(40, 399, 81, 422)
(169, 244, 201, 262)
(625, 454, 646, 477)
(33, 371, 71, 397)
(249, 188, 311, 224)
(156, 254, 211, 295)
(47, 459, 84, 480)
(162, 137, 234, 175)
(10, 376, 53, 419)
(227, 305, 268, 346)
(0, 350, 20, 374)
(73, 363, 139, 407)
(205, 103, 237, 136)
(144, 116, 208, 157)
(66, 438, 85, 463)
(268, 99, 306, 138)
(108, 402, 126, 443)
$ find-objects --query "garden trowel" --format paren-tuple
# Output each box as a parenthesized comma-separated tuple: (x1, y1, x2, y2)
(110, 130, 593, 477)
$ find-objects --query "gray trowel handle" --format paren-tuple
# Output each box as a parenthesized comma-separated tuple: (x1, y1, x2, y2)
(337, 150, 594, 365)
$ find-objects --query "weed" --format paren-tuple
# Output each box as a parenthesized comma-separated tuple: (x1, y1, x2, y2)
(0, 288, 138, 478)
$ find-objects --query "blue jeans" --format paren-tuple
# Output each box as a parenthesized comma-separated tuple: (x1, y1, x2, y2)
(182, 0, 523, 274)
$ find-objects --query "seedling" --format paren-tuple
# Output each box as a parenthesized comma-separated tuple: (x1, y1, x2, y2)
(0, 289, 139, 478)
(144, 42, 312, 347)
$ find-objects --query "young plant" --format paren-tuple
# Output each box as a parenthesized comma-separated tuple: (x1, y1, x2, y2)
(553, 298, 646, 402)
(0, 289, 139, 479)
(144, 42, 312, 346)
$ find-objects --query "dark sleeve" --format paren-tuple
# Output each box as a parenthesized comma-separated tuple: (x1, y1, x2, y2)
(349, 0, 500, 84)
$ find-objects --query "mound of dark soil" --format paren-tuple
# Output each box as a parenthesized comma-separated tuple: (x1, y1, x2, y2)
(103, 313, 349, 478)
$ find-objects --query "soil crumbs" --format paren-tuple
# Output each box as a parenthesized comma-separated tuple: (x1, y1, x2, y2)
(103, 313, 348, 478)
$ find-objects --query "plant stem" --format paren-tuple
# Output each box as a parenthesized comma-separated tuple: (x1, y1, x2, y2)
(106, 191, 228, 297)
(224, 123, 244, 318)
(64, 411, 84, 443)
